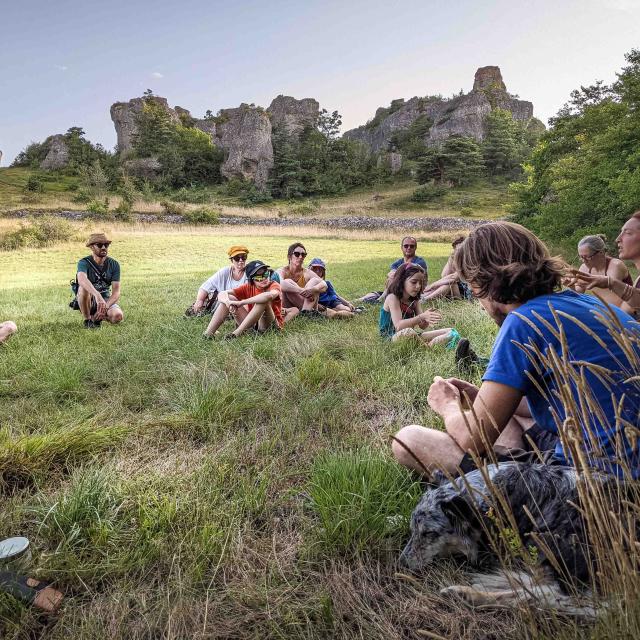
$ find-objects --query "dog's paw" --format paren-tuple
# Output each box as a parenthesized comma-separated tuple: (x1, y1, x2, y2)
(440, 584, 515, 607)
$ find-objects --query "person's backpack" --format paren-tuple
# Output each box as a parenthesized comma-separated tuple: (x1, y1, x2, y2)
(69, 260, 110, 310)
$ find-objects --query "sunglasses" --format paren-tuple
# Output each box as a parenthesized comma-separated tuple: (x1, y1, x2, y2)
(94, 243, 110, 249)
(292, 251, 307, 258)
(231, 254, 247, 262)
(403, 244, 416, 249)
(252, 271, 271, 282)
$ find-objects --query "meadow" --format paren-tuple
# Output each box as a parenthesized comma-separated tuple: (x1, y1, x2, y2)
(3, 223, 631, 639)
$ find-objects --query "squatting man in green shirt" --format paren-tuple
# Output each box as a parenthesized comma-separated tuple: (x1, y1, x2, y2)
(75, 233, 124, 329)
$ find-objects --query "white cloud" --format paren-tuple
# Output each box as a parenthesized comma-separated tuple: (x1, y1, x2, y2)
(55, 65, 68, 71)
(151, 71, 164, 79)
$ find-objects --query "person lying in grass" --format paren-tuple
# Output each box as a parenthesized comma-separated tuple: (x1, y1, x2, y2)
(308, 257, 362, 319)
(203, 260, 283, 339)
(392, 222, 640, 480)
(0, 321, 17, 344)
(379, 263, 459, 347)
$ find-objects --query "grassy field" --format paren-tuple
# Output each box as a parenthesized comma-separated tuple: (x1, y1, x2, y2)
(0, 223, 542, 639)
(0, 167, 512, 221)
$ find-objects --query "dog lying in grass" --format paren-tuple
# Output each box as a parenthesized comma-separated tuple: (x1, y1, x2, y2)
(401, 461, 635, 617)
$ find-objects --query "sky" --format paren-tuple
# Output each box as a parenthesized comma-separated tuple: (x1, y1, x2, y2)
(1, 0, 639, 165)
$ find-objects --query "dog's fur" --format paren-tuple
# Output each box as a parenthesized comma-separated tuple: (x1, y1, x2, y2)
(401, 462, 626, 616)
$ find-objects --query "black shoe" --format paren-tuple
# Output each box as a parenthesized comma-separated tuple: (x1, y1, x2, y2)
(224, 332, 238, 340)
(83, 319, 100, 329)
(300, 309, 326, 320)
(455, 338, 479, 373)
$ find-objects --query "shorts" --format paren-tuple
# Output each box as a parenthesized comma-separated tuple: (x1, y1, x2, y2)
(459, 423, 562, 474)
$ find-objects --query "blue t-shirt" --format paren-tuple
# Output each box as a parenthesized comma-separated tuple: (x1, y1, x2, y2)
(319, 280, 341, 308)
(390, 256, 428, 273)
(483, 290, 640, 477)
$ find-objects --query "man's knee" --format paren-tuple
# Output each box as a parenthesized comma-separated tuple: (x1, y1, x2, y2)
(391, 425, 425, 467)
(1, 321, 18, 335)
(108, 309, 124, 324)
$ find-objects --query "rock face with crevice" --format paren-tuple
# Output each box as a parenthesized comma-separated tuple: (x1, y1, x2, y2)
(40, 134, 70, 170)
(110, 96, 181, 155)
(267, 95, 319, 137)
(213, 104, 273, 188)
(343, 66, 539, 154)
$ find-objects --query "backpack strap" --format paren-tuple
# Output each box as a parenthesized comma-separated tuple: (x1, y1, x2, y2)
(83, 258, 110, 288)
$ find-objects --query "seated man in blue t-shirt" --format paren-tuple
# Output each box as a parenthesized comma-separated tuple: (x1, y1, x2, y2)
(75, 233, 124, 329)
(359, 236, 428, 303)
(392, 222, 640, 480)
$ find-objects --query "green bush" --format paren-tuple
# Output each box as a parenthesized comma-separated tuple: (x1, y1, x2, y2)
(159, 200, 186, 216)
(0, 216, 73, 251)
(410, 184, 448, 202)
(290, 200, 319, 216)
(87, 198, 110, 215)
(182, 207, 220, 225)
(24, 175, 44, 193)
(459, 207, 474, 217)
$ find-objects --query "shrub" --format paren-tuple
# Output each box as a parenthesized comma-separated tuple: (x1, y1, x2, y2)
(24, 175, 44, 193)
(459, 207, 474, 217)
(87, 198, 110, 215)
(241, 185, 272, 205)
(290, 200, 319, 216)
(410, 184, 448, 202)
(183, 207, 220, 225)
(159, 200, 186, 216)
(0, 216, 73, 251)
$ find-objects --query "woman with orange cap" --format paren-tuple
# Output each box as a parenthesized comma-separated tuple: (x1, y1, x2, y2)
(186, 245, 250, 316)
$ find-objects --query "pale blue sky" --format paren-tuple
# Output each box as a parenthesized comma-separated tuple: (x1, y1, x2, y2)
(1, 0, 638, 164)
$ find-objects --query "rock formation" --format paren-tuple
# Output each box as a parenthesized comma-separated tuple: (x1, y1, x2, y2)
(267, 95, 319, 137)
(344, 66, 540, 155)
(40, 134, 70, 170)
(213, 105, 273, 188)
(110, 96, 181, 154)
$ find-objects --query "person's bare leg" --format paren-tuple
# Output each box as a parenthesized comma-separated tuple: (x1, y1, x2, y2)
(418, 328, 452, 346)
(106, 306, 124, 324)
(282, 307, 300, 324)
(232, 302, 267, 336)
(257, 303, 276, 331)
(77, 287, 93, 321)
(422, 283, 461, 302)
(0, 321, 17, 344)
(392, 425, 466, 476)
(204, 300, 233, 337)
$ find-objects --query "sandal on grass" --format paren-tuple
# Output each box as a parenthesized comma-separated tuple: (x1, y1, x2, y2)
(0, 572, 64, 613)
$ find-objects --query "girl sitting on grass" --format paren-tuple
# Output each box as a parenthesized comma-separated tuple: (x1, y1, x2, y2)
(379, 263, 459, 347)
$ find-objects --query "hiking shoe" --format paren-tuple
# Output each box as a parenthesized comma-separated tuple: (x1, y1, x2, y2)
(455, 338, 480, 373)
(300, 309, 326, 320)
(224, 332, 238, 340)
(202, 333, 215, 340)
(83, 319, 100, 329)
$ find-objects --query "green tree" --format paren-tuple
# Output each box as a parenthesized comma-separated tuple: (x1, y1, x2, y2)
(513, 49, 640, 249)
(482, 108, 519, 175)
(417, 136, 484, 186)
(270, 127, 303, 198)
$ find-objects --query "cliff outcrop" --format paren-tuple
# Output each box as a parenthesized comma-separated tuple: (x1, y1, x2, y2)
(110, 96, 181, 154)
(343, 66, 538, 154)
(40, 134, 70, 170)
(267, 95, 319, 136)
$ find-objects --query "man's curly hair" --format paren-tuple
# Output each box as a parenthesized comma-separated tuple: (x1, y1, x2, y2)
(452, 222, 567, 304)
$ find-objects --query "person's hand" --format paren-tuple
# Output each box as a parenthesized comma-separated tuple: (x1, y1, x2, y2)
(193, 300, 203, 312)
(420, 309, 442, 326)
(427, 376, 461, 416)
(567, 269, 608, 291)
(300, 288, 314, 299)
(94, 297, 107, 319)
(228, 301, 242, 313)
